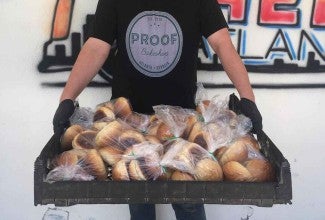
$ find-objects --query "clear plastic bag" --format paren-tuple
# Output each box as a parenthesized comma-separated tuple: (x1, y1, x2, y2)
(160, 139, 223, 181)
(192, 84, 253, 151)
(69, 107, 94, 129)
(46, 149, 107, 182)
(96, 119, 146, 166)
(45, 164, 95, 183)
(153, 105, 197, 141)
(121, 142, 164, 181)
(216, 137, 275, 182)
(72, 130, 98, 150)
(123, 112, 151, 133)
(188, 121, 232, 153)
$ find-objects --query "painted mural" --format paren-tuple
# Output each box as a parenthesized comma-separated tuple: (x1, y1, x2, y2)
(38, 0, 325, 88)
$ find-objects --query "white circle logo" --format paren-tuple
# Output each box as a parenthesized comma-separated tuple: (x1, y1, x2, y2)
(126, 11, 183, 77)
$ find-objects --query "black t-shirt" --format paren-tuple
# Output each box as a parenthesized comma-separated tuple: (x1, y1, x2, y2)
(92, 0, 228, 114)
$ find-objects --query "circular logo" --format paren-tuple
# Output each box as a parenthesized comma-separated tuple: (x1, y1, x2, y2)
(126, 11, 183, 77)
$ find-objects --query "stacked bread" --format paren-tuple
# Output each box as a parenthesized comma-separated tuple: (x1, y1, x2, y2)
(160, 139, 223, 181)
(112, 142, 163, 181)
(47, 96, 275, 183)
(214, 136, 275, 182)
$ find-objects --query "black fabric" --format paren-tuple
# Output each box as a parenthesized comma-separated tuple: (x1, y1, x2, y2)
(92, 0, 228, 114)
(239, 98, 263, 134)
(53, 99, 76, 135)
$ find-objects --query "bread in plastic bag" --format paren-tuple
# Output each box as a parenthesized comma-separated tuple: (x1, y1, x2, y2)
(72, 130, 98, 150)
(192, 84, 254, 153)
(93, 106, 115, 122)
(96, 119, 146, 166)
(123, 112, 151, 133)
(46, 149, 107, 182)
(160, 139, 223, 181)
(188, 121, 232, 153)
(60, 124, 85, 150)
(216, 137, 275, 182)
(91, 117, 115, 131)
(111, 142, 163, 181)
(153, 105, 197, 141)
(97, 97, 133, 119)
(69, 107, 94, 129)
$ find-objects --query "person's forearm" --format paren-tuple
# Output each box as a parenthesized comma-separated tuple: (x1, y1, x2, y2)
(60, 37, 111, 102)
(208, 29, 255, 102)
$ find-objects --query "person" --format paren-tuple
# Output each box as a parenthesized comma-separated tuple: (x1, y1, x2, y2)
(53, 0, 263, 219)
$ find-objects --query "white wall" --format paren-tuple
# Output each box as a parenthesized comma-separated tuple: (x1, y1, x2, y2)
(1, 0, 325, 219)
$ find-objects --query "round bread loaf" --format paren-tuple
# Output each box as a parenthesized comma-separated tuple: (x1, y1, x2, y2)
(174, 142, 206, 168)
(113, 97, 132, 119)
(98, 145, 124, 166)
(125, 113, 150, 131)
(128, 159, 147, 180)
(222, 161, 252, 182)
(95, 120, 123, 147)
(52, 150, 79, 168)
(61, 124, 85, 150)
(245, 159, 275, 182)
(171, 170, 195, 181)
(112, 160, 130, 181)
(219, 139, 249, 166)
(93, 106, 115, 122)
(72, 130, 98, 150)
(194, 158, 223, 181)
(82, 149, 107, 180)
(118, 130, 145, 149)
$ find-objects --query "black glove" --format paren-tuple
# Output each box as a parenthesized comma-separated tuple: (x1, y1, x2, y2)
(53, 99, 76, 135)
(239, 98, 262, 134)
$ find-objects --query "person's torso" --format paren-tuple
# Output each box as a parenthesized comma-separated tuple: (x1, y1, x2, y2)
(111, 0, 203, 113)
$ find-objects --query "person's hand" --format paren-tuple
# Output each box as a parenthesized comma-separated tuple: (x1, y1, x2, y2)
(53, 99, 76, 135)
(239, 98, 262, 134)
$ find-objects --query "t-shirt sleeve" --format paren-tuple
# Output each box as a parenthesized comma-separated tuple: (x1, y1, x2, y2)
(200, 0, 228, 38)
(91, 0, 117, 45)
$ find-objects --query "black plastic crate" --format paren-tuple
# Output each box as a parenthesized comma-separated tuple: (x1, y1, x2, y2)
(34, 95, 292, 207)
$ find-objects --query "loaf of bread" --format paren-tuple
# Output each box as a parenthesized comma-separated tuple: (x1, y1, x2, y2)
(95, 120, 124, 148)
(124, 112, 150, 132)
(72, 130, 98, 150)
(222, 161, 252, 182)
(218, 139, 249, 166)
(81, 149, 107, 180)
(245, 159, 275, 182)
(112, 160, 130, 181)
(93, 106, 115, 122)
(194, 158, 223, 181)
(98, 145, 124, 166)
(113, 97, 132, 119)
(61, 124, 85, 150)
(118, 130, 146, 149)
